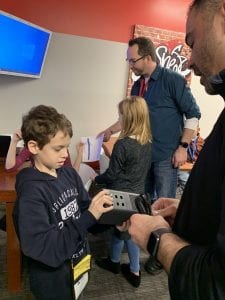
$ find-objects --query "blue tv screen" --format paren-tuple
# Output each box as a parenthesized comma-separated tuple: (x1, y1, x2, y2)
(0, 10, 52, 78)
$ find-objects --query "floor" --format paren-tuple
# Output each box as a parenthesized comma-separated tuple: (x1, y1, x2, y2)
(0, 204, 170, 300)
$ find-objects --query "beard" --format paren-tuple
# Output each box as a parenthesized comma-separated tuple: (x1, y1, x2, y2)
(131, 67, 144, 77)
(200, 76, 218, 95)
(208, 70, 225, 97)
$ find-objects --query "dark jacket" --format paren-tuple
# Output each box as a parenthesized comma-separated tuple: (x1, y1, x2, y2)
(169, 70, 225, 300)
(95, 137, 151, 194)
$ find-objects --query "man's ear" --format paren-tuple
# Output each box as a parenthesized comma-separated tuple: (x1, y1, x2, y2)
(221, 0, 225, 18)
(27, 140, 39, 154)
(146, 55, 152, 62)
(220, 1, 225, 33)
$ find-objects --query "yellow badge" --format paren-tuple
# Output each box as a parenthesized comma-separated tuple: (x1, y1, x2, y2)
(73, 254, 91, 281)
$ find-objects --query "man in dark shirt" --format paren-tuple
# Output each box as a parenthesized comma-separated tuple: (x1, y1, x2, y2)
(102, 37, 201, 202)
(128, 1, 225, 299)
(101, 36, 201, 274)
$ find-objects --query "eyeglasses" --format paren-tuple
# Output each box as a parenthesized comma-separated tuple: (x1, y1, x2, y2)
(126, 55, 146, 65)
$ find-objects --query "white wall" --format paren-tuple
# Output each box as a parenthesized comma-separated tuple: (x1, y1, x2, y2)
(0, 34, 128, 161)
(190, 75, 224, 139)
(0, 32, 224, 161)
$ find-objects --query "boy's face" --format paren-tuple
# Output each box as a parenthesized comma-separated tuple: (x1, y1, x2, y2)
(28, 130, 71, 174)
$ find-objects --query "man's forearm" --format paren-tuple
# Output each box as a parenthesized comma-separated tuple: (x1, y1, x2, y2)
(107, 121, 121, 134)
(180, 128, 195, 144)
(157, 233, 190, 273)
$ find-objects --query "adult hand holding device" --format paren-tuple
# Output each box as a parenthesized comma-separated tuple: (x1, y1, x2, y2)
(151, 198, 180, 227)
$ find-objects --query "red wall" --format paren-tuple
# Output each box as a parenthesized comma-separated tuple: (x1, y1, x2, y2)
(0, 0, 191, 43)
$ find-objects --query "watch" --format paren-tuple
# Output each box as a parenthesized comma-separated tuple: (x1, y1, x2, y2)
(147, 228, 172, 259)
(179, 141, 189, 148)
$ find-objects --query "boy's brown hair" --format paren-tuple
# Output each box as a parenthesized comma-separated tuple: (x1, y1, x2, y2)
(21, 105, 73, 149)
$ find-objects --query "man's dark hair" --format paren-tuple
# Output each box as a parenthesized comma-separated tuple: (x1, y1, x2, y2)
(21, 105, 73, 149)
(189, 0, 222, 15)
(128, 37, 157, 62)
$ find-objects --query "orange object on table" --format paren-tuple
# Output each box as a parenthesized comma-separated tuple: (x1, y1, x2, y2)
(179, 162, 194, 172)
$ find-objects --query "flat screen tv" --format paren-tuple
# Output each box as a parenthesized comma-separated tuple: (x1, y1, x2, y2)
(0, 10, 52, 78)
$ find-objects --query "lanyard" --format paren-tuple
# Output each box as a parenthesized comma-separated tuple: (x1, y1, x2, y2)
(188, 138, 197, 162)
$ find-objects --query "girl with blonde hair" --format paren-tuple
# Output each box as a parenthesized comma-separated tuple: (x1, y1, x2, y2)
(94, 96, 152, 287)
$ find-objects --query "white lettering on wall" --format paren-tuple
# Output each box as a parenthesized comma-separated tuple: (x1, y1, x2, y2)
(156, 44, 191, 78)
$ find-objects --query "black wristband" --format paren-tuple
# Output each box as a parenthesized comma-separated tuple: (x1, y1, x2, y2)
(147, 228, 173, 258)
(179, 141, 188, 148)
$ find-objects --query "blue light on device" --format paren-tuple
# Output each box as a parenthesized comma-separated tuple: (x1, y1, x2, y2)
(0, 10, 52, 78)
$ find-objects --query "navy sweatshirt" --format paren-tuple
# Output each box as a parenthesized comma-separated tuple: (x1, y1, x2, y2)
(13, 166, 97, 300)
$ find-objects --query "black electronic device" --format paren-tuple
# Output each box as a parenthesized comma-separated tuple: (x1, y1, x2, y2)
(99, 189, 151, 225)
(179, 141, 189, 148)
(0, 135, 11, 157)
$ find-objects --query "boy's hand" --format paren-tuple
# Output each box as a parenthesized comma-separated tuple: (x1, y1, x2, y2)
(88, 190, 113, 220)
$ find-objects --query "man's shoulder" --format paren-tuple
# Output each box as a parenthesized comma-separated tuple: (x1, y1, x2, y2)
(160, 66, 184, 80)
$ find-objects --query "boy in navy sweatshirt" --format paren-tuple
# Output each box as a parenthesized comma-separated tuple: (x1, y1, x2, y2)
(13, 105, 113, 300)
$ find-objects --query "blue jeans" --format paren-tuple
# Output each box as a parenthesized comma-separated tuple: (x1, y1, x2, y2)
(110, 233, 140, 273)
(145, 157, 178, 202)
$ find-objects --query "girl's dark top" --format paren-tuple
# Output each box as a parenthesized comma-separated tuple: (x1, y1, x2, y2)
(95, 137, 151, 194)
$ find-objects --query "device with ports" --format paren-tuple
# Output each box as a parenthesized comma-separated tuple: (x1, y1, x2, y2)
(99, 189, 151, 225)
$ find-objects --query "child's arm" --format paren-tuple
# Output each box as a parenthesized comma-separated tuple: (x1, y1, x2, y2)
(73, 142, 84, 172)
(98, 121, 121, 142)
(14, 170, 113, 268)
(5, 129, 30, 172)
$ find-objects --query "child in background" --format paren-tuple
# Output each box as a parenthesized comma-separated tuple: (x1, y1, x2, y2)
(5, 129, 84, 172)
(73, 142, 85, 171)
(94, 96, 152, 287)
(13, 105, 113, 300)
